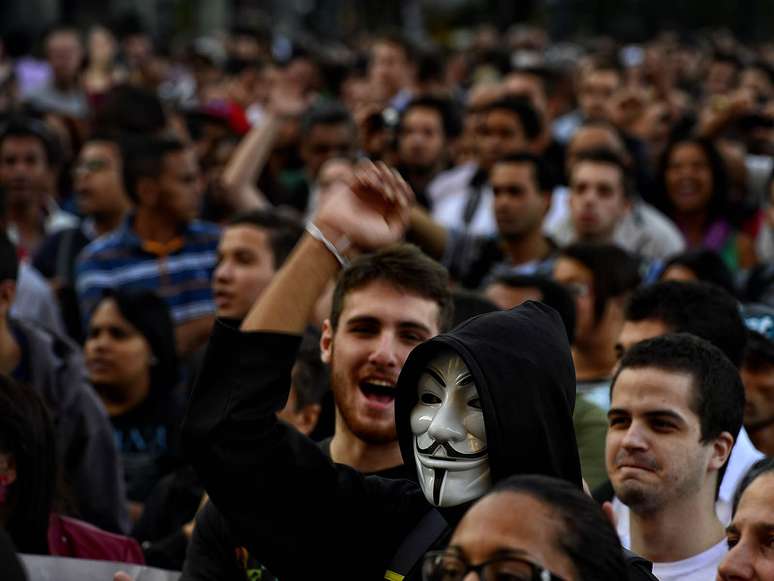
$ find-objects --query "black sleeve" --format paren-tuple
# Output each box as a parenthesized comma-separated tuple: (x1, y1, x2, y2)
(132, 467, 204, 571)
(181, 502, 246, 581)
(181, 321, 429, 579)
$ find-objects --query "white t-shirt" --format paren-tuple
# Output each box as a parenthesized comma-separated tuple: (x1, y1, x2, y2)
(651, 539, 727, 581)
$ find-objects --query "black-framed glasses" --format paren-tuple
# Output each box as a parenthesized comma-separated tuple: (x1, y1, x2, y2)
(562, 281, 590, 299)
(72, 158, 111, 175)
(422, 550, 566, 581)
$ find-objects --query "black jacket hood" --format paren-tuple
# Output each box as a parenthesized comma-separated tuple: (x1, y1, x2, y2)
(395, 301, 582, 491)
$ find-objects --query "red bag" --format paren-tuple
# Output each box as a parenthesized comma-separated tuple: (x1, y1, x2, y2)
(48, 514, 145, 564)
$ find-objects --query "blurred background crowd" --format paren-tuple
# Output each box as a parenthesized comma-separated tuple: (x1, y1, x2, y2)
(0, 0, 772, 578)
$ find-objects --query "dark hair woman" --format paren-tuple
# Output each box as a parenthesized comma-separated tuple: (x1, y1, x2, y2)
(654, 137, 757, 271)
(84, 289, 183, 520)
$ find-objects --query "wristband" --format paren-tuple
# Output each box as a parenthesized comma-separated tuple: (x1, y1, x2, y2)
(305, 222, 351, 268)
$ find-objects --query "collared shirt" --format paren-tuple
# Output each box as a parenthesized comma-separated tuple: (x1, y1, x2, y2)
(442, 228, 559, 289)
(428, 163, 498, 237)
(75, 217, 220, 326)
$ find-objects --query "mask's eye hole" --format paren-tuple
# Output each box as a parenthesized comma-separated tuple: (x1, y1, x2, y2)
(468, 397, 482, 410)
(420, 392, 442, 405)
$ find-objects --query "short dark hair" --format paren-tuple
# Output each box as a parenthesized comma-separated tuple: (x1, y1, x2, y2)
(120, 135, 186, 203)
(300, 99, 355, 137)
(93, 84, 167, 136)
(291, 329, 329, 411)
(571, 147, 634, 199)
(625, 281, 746, 367)
(732, 457, 774, 515)
(483, 96, 542, 141)
(0, 232, 18, 283)
(227, 208, 304, 270)
(742, 330, 774, 372)
(613, 333, 745, 445)
(399, 95, 462, 139)
(488, 274, 576, 343)
(662, 249, 737, 298)
(492, 475, 628, 580)
(560, 243, 641, 323)
(329, 244, 453, 332)
(491, 152, 553, 193)
(0, 116, 62, 167)
(371, 32, 414, 61)
(449, 289, 498, 329)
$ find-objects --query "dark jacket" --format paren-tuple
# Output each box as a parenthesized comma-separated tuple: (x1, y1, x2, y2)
(182, 302, 584, 580)
(11, 317, 129, 534)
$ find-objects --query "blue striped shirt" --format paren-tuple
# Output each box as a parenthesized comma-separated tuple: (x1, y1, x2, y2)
(75, 218, 221, 326)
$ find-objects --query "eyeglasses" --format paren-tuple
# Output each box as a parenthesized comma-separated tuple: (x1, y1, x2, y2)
(422, 550, 566, 581)
(562, 282, 590, 299)
(72, 158, 111, 175)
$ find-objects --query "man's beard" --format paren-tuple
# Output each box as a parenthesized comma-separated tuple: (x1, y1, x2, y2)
(329, 353, 398, 445)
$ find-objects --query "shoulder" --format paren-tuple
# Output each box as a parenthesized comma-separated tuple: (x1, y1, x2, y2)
(428, 164, 478, 197)
(186, 221, 222, 243)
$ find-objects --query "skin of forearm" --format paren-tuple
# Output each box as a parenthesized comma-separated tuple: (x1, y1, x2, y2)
(240, 234, 342, 334)
(221, 115, 279, 203)
(407, 206, 448, 260)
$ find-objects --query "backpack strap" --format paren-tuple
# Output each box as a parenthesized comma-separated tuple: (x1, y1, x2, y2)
(384, 509, 448, 581)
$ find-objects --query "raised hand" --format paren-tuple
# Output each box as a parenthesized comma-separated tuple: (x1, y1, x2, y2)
(314, 160, 414, 252)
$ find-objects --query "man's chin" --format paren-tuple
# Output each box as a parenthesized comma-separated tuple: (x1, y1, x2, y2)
(348, 415, 397, 444)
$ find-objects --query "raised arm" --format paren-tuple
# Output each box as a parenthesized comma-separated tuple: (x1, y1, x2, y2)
(182, 162, 418, 578)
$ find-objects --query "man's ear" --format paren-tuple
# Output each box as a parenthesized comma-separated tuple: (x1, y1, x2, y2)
(295, 404, 322, 437)
(320, 319, 333, 364)
(708, 431, 735, 472)
(136, 176, 159, 207)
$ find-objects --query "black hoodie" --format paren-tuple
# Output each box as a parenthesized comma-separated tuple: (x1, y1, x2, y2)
(396, 301, 582, 490)
(183, 303, 583, 581)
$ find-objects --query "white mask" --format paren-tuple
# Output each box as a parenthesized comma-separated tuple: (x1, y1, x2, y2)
(410, 350, 490, 507)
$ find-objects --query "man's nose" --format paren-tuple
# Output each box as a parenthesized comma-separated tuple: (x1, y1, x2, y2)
(214, 260, 233, 282)
(367, 332, 399, 368)
(716, 540, 753, 580)
(620, 422, 648, 451)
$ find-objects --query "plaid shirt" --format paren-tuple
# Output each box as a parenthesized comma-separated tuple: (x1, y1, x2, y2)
(75, 217, 220, 326)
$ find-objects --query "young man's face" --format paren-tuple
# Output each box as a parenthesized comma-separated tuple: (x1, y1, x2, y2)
(0, 136, 50, 205)
(491, 161, 548, 241)
(717, 472, 774, 581)
(569, 161, 630, 242)
(321, 279, 440, 444)
(74, 141, 126, 218)
(213, 225, 276, 320)
(553, 256, 594, 344)
(606, 366, 722, 514)
(398, 106, 445, 170)
(740, 364, 774, 431)
(156, 149, 203, 225)
(578, 70, 620, 121)
(369, 41, 410, 98)
(301, 123, 354, 180)
(478, 109, 529, 171)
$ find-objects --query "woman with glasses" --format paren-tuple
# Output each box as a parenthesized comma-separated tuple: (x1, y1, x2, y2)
(423, 474, 632, 581)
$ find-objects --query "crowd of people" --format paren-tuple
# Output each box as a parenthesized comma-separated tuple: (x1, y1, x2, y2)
(0, 13, 772, 581)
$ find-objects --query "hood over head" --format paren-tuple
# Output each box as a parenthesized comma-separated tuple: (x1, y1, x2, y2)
(396, 301, 582, 497)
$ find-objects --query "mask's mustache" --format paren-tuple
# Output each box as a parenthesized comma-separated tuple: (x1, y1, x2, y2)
(416, 438, 487, 459)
